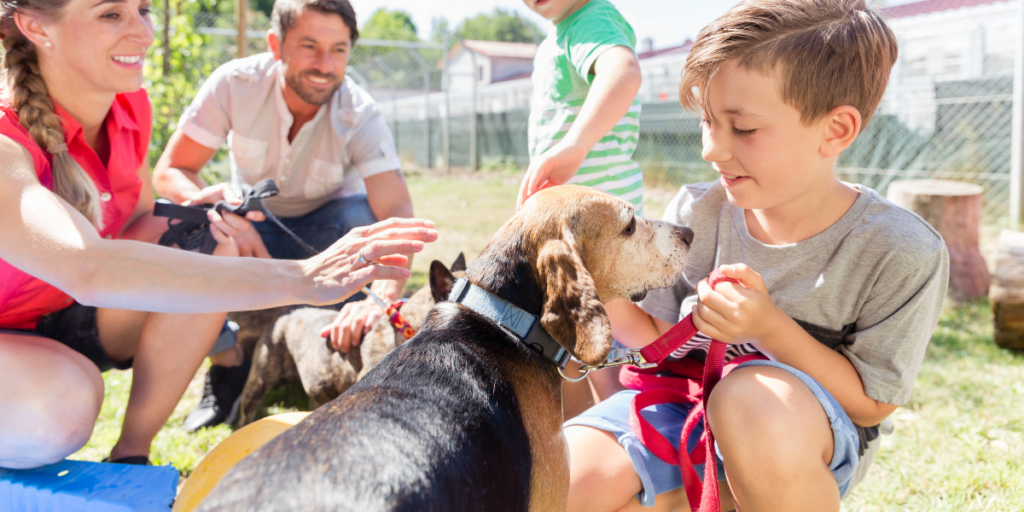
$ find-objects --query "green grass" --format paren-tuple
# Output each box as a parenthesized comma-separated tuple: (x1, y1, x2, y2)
(70, 171, 1024, 510)
(842, 301, 1024, 511)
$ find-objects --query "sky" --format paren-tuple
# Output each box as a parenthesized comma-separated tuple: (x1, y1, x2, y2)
(349, 0, 920, 51)
(348, 0, 743, 50)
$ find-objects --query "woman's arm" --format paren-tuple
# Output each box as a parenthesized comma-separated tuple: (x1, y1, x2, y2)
(118, 158, 167, 244)
(0, 136, 437, 312)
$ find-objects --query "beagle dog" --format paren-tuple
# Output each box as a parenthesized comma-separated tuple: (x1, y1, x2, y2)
(236, 256, 467, 426)
(197, 186, 694, 512)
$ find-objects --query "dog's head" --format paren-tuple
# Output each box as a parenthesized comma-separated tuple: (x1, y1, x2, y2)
(471, 186, 693, 366)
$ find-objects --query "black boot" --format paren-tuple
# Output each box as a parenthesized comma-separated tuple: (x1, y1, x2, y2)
(183, 354, 251, 432)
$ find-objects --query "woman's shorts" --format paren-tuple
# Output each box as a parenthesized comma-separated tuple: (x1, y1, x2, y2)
(564, 359, 865, 507)
(0, 303, 129, 372)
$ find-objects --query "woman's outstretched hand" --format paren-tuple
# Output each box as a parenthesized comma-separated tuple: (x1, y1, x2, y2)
(300, 218, 438, 306)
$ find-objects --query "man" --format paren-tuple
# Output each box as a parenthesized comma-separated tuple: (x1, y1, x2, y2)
(153, 0, 413, 431)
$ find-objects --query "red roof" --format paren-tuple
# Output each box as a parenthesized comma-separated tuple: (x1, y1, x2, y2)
(882, 0, 1011, 19)
(638, 40, 693, 60)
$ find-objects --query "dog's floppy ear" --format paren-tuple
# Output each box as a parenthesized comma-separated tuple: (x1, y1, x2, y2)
(429, 260, 456, 303)
(450, 252, 467, 273)
(537, 239, 612, 366)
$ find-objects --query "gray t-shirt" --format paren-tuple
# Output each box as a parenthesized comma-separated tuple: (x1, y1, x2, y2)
(640, 181, 948, 407)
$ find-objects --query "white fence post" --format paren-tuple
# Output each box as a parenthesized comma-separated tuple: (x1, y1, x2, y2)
(1012, 0, 1024, 229)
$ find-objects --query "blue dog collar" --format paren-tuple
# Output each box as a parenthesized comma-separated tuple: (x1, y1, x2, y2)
(448, 278, 570, 369)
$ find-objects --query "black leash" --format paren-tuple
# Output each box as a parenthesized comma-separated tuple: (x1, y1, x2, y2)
(155, 179, 317, 256)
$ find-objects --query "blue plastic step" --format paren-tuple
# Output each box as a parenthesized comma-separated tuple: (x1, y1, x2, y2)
(0, 459, 178, 511)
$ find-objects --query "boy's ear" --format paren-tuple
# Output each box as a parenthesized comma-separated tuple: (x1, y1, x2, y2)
(820, 105, 861, 158)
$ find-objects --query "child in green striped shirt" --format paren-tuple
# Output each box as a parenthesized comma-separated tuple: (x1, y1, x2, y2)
(518, 0, 644, 214)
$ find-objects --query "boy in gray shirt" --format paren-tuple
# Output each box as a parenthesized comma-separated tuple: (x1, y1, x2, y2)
(563, 0, 949, 510)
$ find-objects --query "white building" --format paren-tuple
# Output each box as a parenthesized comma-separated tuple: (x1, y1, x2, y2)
(880, 0, 1016, 133)
(446, 40, 537, 92)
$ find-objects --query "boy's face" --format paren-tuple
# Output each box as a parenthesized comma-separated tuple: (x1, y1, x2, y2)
(523, 0, 589, 23)
(700, 60, 833, 213)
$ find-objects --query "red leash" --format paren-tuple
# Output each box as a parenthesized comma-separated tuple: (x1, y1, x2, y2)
(624, 269, 766, 512)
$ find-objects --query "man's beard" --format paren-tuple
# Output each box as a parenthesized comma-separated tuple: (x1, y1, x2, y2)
(284, 69, 343, 106)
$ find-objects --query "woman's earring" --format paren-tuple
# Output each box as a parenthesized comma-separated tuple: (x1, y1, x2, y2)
(44, 41, 51, 47)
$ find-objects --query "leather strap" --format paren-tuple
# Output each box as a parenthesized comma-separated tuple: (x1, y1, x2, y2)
(154, 179, 317, 256)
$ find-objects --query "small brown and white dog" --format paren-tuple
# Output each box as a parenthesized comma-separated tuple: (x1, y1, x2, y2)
(234, 256, 466, 426)
(199, 186, 694, 512)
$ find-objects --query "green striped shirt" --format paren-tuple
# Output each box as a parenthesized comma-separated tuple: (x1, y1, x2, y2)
(528, 0, 643, 213)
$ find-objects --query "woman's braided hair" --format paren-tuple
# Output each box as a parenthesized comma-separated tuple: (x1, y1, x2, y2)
(1, 0, 103, 228)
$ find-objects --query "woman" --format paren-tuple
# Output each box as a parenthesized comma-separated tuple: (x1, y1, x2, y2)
(0, 0, 435, 469)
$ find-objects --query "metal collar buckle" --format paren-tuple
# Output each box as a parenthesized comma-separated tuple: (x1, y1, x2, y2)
(557, 347, 658, 383)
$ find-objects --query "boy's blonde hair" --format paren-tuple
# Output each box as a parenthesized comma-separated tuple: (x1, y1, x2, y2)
(680, 0, 897, 131)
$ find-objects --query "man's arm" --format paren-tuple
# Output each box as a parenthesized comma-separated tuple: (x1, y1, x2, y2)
(152, 130, 215, 203)
(517, 46, 642, 208)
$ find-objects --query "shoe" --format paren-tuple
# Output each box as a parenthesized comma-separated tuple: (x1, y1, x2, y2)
(102, 455, 152, 465)
(183, 354, 251, 432)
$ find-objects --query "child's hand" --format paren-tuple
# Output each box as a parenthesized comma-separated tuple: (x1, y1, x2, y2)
(516, 141, 588, 210)
(692, 264, 786, 345)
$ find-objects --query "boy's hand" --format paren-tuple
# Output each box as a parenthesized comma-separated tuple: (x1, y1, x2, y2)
(692, 264, 787, 344)
(516, 141, 588, 210)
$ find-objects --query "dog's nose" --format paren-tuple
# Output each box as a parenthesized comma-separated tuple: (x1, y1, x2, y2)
(676, 226, 694, 245)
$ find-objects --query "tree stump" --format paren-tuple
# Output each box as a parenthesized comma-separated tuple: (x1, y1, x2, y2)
(990, 230, 1024, 351)
(886, 179, 989, 302)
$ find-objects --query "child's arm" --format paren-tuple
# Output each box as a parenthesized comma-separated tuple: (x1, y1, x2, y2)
(516, 46, 642, 209)
(605, 299, 673, 348)
(693, 264, 898, 427)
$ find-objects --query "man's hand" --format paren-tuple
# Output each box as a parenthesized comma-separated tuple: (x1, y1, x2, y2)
(691, 264, 787, 344)
(186, 183, 271, 258)
(319, 298, 383, 353)
(300, 217, 437, 306)
(516, 141, 588, 210)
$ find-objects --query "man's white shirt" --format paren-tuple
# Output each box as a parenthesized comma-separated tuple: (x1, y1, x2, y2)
(179, 53, 401, 218)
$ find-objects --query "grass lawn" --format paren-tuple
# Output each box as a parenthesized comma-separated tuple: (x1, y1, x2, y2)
(70, 171, 1024, 510)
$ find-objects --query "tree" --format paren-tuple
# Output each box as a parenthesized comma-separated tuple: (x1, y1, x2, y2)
(454, 8, 543, 44)
(361, 8, 419, 41)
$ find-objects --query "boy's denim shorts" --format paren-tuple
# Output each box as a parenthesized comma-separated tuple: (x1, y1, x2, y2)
(564, 359, 864, 507)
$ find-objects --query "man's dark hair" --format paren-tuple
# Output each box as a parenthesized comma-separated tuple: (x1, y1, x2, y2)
(272, 0, 359, 44)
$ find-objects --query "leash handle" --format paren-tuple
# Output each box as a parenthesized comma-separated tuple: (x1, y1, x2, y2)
(638, 269, 737, 365)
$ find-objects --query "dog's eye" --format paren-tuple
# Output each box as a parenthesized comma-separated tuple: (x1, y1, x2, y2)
(623, 217, 636, 236)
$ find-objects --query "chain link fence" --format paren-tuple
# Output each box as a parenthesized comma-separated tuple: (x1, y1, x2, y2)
(152, 2, 1022, 223)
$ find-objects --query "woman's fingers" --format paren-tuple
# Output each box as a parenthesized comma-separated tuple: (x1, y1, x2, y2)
(356, 239, 427, 265)
(350, 218, 436, 239)
(377, 254, 409, 267)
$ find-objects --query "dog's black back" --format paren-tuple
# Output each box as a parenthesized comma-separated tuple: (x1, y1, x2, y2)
(198, 302, 541, 511)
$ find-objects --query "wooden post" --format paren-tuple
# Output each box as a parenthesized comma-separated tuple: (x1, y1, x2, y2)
(991, 230, 1024, 351)
(236, 0, 247, 59)
(887, 179, 990, 302)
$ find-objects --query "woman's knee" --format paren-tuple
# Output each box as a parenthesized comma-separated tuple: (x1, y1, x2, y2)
(0, 337, 103, 468)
